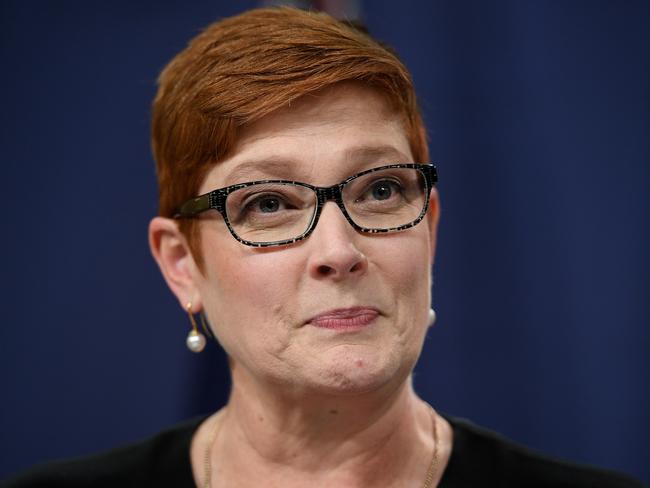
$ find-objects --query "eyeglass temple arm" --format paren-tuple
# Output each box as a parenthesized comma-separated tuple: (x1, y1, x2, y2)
(426, 165, 438, 187)
(174, 194, 212, 218)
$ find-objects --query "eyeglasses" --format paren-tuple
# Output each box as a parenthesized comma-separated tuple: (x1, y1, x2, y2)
(175, 163, 438, 248)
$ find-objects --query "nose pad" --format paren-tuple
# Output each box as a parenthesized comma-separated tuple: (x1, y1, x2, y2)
(307, 202, 368, 280)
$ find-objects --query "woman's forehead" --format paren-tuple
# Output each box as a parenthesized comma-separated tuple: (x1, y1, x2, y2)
(201, 84, 412, 190)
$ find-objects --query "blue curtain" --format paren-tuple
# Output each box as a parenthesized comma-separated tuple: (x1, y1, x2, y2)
(1, 0, 648, 483)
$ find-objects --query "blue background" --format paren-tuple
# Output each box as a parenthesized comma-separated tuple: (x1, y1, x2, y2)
(1, 0, 648, 484)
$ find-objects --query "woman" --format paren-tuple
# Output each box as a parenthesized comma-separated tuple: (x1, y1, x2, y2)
(4, 7, 643, 488)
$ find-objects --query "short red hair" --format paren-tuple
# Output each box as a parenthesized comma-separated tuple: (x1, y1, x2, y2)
(151, 7, 428, 265)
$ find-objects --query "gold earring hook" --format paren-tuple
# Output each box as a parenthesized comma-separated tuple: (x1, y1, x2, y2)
(186, 302, 199, 333)
(187, 302, 214, 338)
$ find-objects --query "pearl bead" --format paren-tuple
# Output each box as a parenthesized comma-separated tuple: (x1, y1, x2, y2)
(428, 308, 437, 327)
(186, 330, 206, 353)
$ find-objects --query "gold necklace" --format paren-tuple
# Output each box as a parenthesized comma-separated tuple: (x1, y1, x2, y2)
(203, 409, 225, 488)
(203, 404, 439, 488)
(422, 404, 440, 488)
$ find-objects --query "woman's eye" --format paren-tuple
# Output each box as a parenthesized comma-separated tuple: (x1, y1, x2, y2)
(371, 182, 394, 200)
(245, 195, 288, 214)
(368, 180, 402, 201)
(256, 197, 282, 213)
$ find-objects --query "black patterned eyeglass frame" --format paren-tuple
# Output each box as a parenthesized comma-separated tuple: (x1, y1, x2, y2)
(174, 163, 438, 248)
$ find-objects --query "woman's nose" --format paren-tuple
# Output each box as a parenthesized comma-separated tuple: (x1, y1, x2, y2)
(306, 202, 368, 280)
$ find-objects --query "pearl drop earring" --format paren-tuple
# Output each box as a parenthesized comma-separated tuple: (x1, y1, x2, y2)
(185, 302, 206, 353)
(428, 308, 437, 327)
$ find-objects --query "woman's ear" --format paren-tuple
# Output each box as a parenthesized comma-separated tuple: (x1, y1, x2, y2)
(148, 217, 201, 310)
(427, 188, 440, 265)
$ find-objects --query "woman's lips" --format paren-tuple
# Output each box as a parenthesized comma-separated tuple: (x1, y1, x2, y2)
(307, 307, 379, 330)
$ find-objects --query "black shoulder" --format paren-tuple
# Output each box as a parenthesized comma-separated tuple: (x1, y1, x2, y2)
(440, 416, 644, 488)
(1, 416, 206, 488)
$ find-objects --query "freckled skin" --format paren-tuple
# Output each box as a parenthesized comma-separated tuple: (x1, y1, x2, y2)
(193, 82, 438, 398)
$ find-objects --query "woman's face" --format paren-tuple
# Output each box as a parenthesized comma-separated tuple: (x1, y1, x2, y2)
(192, 83, 438, 396)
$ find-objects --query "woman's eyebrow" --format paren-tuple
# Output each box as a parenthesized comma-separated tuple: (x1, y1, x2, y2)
(344, 145, 410, 164)
(222, 145, 409, 185)
(223, 157, 303, 184)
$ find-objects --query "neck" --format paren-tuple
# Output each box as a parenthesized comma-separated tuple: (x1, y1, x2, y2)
(204, 365, 441, 487)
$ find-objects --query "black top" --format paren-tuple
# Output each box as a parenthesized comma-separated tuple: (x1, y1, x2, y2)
(2, 415, 644, 487)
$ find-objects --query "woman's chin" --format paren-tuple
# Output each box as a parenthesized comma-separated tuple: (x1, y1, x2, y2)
(238, 342, 420, 398)
(299, 349, 412, 397)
